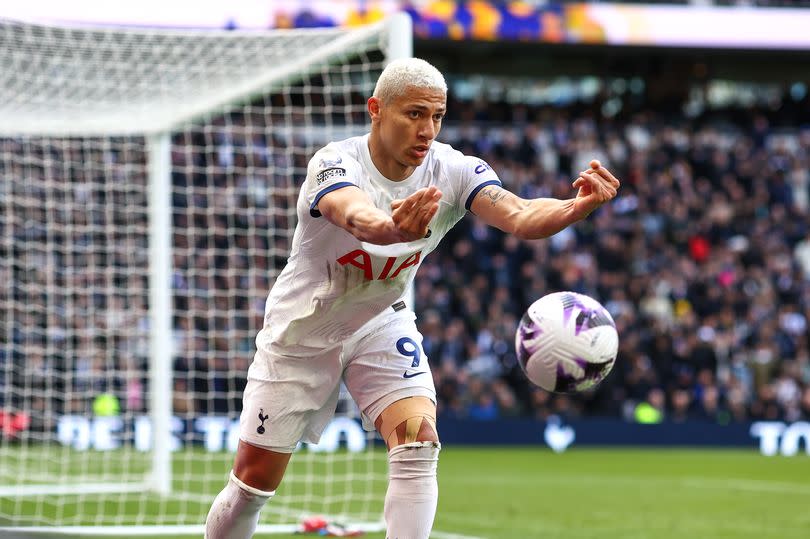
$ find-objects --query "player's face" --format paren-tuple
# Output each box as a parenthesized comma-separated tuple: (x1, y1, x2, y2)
(370, 86, 446, 178)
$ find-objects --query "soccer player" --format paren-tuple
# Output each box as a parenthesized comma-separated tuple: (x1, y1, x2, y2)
(204, 58, 619, 539)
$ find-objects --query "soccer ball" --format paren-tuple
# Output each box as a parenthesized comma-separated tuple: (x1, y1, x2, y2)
(515, 291, 618, 393)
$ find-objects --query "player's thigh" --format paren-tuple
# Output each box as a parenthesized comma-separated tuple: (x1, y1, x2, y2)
(342, 318, 438, 447)
(239, 344, 343, 455)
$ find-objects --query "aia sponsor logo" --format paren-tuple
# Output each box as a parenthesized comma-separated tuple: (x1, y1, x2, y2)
(337, 249, 422, 281)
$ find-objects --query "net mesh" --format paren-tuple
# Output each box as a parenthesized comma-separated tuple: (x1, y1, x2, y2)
(0, 17, 395, 530)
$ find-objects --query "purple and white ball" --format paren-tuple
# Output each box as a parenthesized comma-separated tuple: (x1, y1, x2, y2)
(515, 291, 618, 393)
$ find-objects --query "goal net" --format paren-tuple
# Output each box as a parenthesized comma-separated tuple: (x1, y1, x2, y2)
(0, 14, 411, 535)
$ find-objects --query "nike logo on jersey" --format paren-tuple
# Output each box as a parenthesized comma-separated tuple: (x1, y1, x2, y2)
(403, 371, 426, 379)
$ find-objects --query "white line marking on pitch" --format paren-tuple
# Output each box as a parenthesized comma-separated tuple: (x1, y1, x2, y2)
(680, 477, 810, 495)
(432, 530, 487, 539)
(451, 474, 810, 496)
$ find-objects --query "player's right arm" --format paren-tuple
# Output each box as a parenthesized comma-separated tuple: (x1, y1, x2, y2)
(318, 185, 441, 245)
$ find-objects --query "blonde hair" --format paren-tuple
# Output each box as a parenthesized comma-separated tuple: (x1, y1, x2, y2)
(373, 57, 447, 103)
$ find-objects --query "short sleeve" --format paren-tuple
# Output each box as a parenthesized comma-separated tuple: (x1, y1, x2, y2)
(456, 156, 502, 211)
(305, 146, 360, 217)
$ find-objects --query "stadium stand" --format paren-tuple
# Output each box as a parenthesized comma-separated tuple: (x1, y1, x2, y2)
(419, 87, 810, 425)
(4, 82, 809, 429)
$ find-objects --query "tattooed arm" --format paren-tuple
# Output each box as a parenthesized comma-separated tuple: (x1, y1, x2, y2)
(469, 185, 580, 240)
(469, 161, 620, 240)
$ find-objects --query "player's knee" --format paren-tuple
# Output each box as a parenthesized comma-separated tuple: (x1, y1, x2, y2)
(376, 397, 439, 449)
(232, 440, 294, 492)
(228, 470, 276, 499)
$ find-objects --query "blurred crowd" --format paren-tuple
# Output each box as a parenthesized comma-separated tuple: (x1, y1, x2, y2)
(271, 0, 810, 45)
(422, 88, 810, 424)
(3, 82, 810, 439)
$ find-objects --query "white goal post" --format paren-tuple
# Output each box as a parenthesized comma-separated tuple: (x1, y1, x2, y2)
(0, 13, 412, 535)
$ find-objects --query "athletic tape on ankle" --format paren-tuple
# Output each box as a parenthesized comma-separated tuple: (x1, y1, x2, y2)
(229, 470, 275, 498)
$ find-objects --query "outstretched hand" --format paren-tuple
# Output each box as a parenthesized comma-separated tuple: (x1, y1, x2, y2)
(572, 160, 620, 218)
(390, 186, 442, 242)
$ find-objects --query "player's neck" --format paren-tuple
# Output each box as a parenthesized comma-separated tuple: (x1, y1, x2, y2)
(367, 133, 415, 181)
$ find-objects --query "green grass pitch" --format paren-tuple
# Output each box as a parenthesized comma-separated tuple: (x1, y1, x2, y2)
(4, 446, 809, 538)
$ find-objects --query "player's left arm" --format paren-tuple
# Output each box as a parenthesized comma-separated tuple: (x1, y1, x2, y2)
(470, 160, 620, 240)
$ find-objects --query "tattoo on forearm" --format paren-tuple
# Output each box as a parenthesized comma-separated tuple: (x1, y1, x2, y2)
(479, 187, 505, 207)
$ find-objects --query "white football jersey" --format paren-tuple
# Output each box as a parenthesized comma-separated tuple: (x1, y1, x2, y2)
(262, 133, 501, 352)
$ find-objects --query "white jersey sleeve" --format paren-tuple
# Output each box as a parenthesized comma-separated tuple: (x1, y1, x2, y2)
(453, 155, 502, 212)
(428, 142, 502, 215)
(305, 144, 363, 218)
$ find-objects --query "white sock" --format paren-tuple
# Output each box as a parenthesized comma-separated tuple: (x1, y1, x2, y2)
(384, 441, 441, 539)
(204, 471, 274, 539)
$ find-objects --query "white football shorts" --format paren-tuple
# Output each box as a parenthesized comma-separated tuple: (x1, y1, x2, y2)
(238, 308, 436, 451)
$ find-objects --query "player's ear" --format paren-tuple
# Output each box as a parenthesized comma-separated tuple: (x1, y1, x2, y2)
(368, 96, 381, 121)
